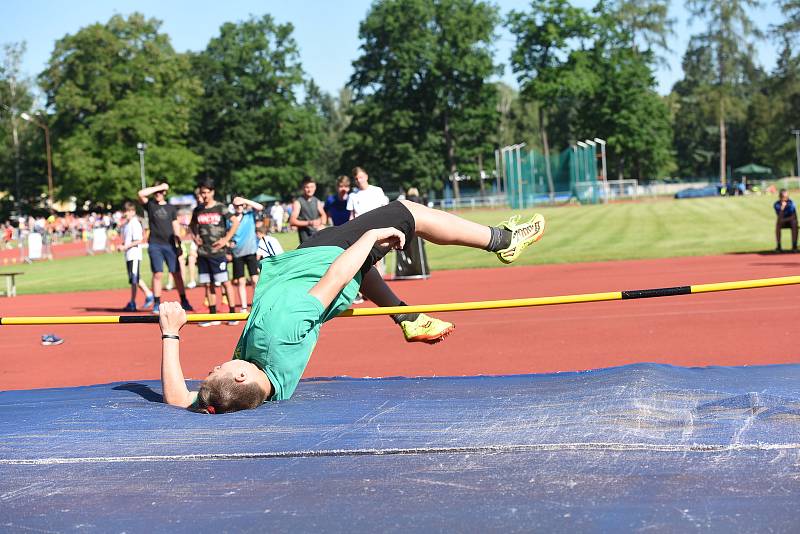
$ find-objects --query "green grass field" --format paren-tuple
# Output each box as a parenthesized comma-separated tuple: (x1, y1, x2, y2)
(1, 195, 785, 296)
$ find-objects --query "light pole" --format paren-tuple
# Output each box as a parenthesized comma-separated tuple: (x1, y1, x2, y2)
(136, 142, 147, 189)
(791, 130, 800, 177)
(594, 138, 607, 183)
(20, 112, 54, 208)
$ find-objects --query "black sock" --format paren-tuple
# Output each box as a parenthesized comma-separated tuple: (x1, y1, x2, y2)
(391, 301, 420, 324)
(154, 297, 161, 305)
(210, 305, 217, 314)
(485, 226, 512, 252)
(179, 292, 187, 302)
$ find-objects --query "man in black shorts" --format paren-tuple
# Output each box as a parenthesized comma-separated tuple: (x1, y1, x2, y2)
(190, 178, 240, 326)
(138, 181, 193, 313)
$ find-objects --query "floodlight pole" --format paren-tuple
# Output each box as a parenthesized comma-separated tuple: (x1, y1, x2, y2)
(576, 141, 588, 181)
(594, 138, 607, 183)
(20, 112, 54, 208)
(792, 130, 800, 177)
(136, 142, 147, 189)
(514, 143, 526, 209)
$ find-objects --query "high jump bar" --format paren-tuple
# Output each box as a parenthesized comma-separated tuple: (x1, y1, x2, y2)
(1, 275, 798, 326)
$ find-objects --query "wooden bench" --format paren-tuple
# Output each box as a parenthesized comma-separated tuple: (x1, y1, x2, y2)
(0, 272, 24, 297)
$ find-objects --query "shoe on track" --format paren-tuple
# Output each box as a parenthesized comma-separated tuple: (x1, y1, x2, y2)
(181, 300, 194, 312)
(496, 213, 546, 264)
(152, 303, 160, 315)
(122, 302, 137, 312)
(199, 320, 222, 327)
(401, 313, 454, 344)
(142, 295, 154, 309)
(41, 334, 64, 346)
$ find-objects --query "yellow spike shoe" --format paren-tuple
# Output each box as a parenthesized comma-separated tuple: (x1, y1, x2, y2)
(495, 213, 546, 264)
(401, 313, 455, 344)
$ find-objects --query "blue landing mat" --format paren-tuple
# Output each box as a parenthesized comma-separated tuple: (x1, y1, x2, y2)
(1, 363, 799, 532)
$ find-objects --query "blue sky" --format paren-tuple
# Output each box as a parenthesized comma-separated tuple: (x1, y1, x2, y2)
(0, 0, 783, 97)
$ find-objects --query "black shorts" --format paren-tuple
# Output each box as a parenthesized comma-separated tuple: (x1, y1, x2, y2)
(126, 259, 141, 285)
(778, 216, 797, 229)
(298, 200, 416, 276)
(233, 254, 259, 279)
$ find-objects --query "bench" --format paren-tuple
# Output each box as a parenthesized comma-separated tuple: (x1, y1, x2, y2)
(0, 272, 24, 297)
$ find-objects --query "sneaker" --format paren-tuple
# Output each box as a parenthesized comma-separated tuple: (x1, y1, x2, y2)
(186, 281, 197, 289)
(41, 334, 64, 346)
(400, 313, 455, 344)
(181, 300, 194, 312)
(776, 246, 783, 253)
(152, 303, 160, 315)
(227, 320, 240, 326)
(198, 320, 222, 327)
(142, 295, 154, 309)
(165, 282, 174, 291)
(353, 294, 365, 305)
(495, 214, 546, 264)
(122, 302, 137, 312)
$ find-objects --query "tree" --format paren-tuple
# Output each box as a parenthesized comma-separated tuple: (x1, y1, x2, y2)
(507, 0, 594, 197)
(685, 0, 763, 184)
(38, 13, 201, 206)
(347, 0, 501, 198)
(607, 0, 675, 63)
(191, 15, 323, 198)
(571, 13, 674, 181)
(0, 42, 46, 216)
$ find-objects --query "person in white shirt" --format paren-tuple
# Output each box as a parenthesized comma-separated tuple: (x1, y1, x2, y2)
(256, 226, 284, 261)
(269, 201, 285, 233)
(119, 201, 154, 312)
(346, 166, 389, 220)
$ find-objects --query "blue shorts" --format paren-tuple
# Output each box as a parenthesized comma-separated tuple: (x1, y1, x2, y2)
(148, 242, 179, 274)
(198, 255, 229, 284)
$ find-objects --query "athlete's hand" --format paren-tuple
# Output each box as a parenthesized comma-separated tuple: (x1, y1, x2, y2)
(160, 183, 170, 193)
(159, 301, 187, 336)
(370, 227, 405, 250)
(211, 238, 228, 251)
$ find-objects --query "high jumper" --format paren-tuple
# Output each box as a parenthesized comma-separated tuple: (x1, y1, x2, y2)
(157, 200, 545, 414)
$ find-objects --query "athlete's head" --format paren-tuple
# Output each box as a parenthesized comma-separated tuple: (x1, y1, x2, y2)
(337, 175, 351, 195)
(352, 167, 368, 189)
(779, 189, 789, 201)
(123, 201, 136, 219)
(197, 178, 216, 204)
(301, 176, 316, 197)
(191, 360, 268, 414)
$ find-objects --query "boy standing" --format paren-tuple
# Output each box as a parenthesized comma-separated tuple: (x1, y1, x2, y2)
(119, 201, 154, 311)
(190, 179, 240, 326)
(230, 196, 265, 316)
(324, 176, 352, 227)
(289, 176, 327, 244)
(157, 200, 546, 413)
(138, 181, 193, 313)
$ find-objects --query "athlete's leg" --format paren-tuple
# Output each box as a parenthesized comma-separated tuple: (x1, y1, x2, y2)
(398, 200, 491, 248)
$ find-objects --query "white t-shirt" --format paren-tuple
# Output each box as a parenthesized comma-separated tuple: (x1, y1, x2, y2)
(346, 185, 388, 217)
(257, 235, 284, 260)
(122, 217, 144, 261)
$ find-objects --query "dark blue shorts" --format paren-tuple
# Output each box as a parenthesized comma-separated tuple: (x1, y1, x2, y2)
(148, 242, 179, 274)
(198, 255, 229, 284)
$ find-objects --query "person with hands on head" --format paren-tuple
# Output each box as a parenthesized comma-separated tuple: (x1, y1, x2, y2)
(189, 178, 240, 327)
(162, 199, 546, 415)
(229, 195, 265, 318)
(137, 180, 193, 314)
(289, 176, 327, 244)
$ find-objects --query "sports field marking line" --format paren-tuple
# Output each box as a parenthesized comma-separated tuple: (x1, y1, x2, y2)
(2, 275, 799, 325)
(2, 441, 799, 465)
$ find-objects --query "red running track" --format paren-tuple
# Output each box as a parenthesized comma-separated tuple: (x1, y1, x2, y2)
(1, 253, 798, 391)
